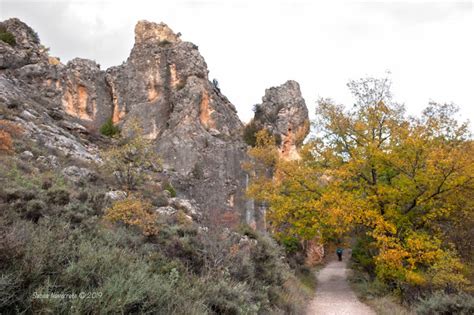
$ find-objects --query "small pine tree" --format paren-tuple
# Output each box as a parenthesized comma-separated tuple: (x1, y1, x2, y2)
(0, 27, 16, 46)
(100, 118, 120, 137)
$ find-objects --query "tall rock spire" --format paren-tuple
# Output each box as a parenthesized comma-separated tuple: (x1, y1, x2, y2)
(253, 80, 310, 160)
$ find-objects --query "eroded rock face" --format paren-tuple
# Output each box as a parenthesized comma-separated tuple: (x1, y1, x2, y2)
(0, 18, 310, 228)
(253, 80, 310, 160)
(103, 20, 247, 220)
(0, 18, 48, 69)
(60, 58, 112, 130)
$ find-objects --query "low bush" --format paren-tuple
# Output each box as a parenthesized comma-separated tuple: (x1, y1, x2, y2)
(163, 182, 177, 197)
(46, 188, 70, 205)
(415, 292, 474, 315)
(0, 120, 23, 153)
(0, 159, 313, 314)
(25, 199, 46, 222)
(99, 118, 120, 137)
(105, 196, 159, 236)
(243, 119, 261, 147)
(0, 27, 16, 46)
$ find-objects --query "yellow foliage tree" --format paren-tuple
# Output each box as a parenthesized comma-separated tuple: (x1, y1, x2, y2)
(101, 120, 161, 191)
(246, 77, 473, 292)
(105, 196, 159, 236)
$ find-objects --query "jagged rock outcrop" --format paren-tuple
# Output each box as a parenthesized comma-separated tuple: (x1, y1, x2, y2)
(0, 68, 101, 162)
(60, 58, 113, 130)
(103, 20, 248, 220)
(0, 18, 48, 69)
(253, 80, 309, 160)
(0, 18, 310, 228)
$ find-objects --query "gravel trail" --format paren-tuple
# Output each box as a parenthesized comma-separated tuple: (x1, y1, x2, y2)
(306, 253, 375, 315)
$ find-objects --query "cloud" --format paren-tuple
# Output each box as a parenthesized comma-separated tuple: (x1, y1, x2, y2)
(362, 1, 472, 24)
(0, 1, 472, 127)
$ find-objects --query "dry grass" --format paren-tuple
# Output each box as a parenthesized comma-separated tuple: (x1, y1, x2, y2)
(365, 296, 414, 315)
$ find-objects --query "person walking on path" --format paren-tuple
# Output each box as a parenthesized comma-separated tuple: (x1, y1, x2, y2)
(306, 247, 375, 315)
(336, 248, 343, 261)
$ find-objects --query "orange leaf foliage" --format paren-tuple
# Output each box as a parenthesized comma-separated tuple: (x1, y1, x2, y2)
(0, 120, 23, 154)
(105, 196, 159, 236)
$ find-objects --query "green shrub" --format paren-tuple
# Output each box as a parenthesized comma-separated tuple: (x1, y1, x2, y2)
(47, 188, 70, 205)
(163, 182, 177, 197)
(2, 188, 38, 202)
(100, 118, 120, 137)
(243, 119, 260, 147)
(0, 27, 16, 46)
(351, 234, 377, 275)
(238, 224, 259, 239)
(243, 121, 282, 147)
(350, 270, 389, 299)
(149, 191, 169, 207)
(25, 199, 46, 222)
(415, 292, 474, 315)
(204, 279, 258, 314)
(280, 235, 301, 253)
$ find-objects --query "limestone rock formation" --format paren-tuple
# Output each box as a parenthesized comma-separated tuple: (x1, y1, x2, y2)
(104, 20, 247, 220)
(60, 58, 112, 130)
(0, 18, 48, 69)
(0, 17, 310, 228)
(253, 80, 309, 160)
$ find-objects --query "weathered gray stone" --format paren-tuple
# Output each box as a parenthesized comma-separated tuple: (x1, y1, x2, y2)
(20, 150, 34, 160)
(0, 18, 48, 69)
(105, 190, 127, 202)
(59, 58, 113, 131)
(169, 197, 201, 217)
(155, 206, 177, 216)
(36, 155, 59, 168)
(62, 166, 96, 183)
(103, 20, 249, 221)
(253, 80, 310, 160)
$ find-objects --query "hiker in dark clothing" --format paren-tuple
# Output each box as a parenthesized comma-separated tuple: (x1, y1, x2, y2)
(336, 248, 343, 261)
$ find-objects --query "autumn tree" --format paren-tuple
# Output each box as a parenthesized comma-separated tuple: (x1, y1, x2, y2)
(246, 77, 473, 294)
(101, 121, 161, 191)
(0, 120, 23, 154)
(105, 195, 159, 236)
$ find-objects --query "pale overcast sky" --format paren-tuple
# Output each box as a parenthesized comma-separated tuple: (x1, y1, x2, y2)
(1, 0, 473, 126)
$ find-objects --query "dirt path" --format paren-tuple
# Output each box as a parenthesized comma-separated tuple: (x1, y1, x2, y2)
(306, 251, 375, 315)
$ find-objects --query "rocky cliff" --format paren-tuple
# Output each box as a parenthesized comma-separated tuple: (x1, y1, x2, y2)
(0, 18, 309, 227)
(253, 80, 309, 160)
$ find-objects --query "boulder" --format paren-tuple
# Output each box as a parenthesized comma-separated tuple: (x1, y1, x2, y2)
(19, 150, 34, 160)
(169, 197, 201, 217)
(155, 206, 177, 216)
(62, 166, 96, 184)
(36, 155, 59, 169)
(105, 190, 127, 202)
